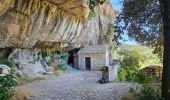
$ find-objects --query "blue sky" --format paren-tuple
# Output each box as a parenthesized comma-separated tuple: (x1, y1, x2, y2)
(111, 0, 122, 11)
(111, 0, 137, 45)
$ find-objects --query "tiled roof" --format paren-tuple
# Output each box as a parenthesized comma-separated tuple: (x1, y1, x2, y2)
(78, 45, 107, 54)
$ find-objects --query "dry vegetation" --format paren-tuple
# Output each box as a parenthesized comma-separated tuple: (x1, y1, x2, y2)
(10, 89, 33, 100)
(49, 62, 66, 76)
(17, 76, 47, 85)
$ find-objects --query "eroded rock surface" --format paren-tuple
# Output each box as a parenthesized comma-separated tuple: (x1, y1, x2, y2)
(0, 0, 116, 49)
(8, 49, 48, 77)
(0, 0, 90, 48)
(0, 0, 116, 77)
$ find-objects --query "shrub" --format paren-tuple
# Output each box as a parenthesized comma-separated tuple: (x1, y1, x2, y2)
(129, 84, 163, 100)
(57, 53, 69, 71)
(130, 71, 152, 84)
(0, 71, 17, 100)
(58, 63, 67, 71)
(0, 58, 15, 68)
(118, 67, 127, 81)
(60, 53, 69, 60)
(118, 66, 152, 84)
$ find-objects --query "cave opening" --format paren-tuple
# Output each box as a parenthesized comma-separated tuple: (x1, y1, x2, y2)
(68, 48, 80, 68)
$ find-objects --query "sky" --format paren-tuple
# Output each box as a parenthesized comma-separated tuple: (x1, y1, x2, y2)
(111, 0, 137, 45)
(111, 0, 122, 11)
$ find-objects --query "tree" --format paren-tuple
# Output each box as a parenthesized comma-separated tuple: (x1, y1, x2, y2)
(115, 0, 170, 99)
(115, 45, 162, 69)
(115, 0, 163, 60)
(116, 45, 161, 83)
(160, 0, 170, 99)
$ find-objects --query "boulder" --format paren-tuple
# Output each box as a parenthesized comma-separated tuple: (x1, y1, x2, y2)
(0, 64, 10, 76)
(8, 49, 49, 77)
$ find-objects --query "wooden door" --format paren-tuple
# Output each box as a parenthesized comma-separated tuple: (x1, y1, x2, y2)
(85, 57, 91, 70)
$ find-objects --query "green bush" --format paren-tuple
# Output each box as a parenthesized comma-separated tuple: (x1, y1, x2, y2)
(130, 84, 163, 100)
(0, 71, 17, 100)
(0, 58, 15, 68)
(58, 64, 67, 71)
(130, 71, 152, 84)
(60, 53, 69, 60)
(118, 67, 127, 81)
(118, 66, 152, 84)
(57, 53, 69, 71)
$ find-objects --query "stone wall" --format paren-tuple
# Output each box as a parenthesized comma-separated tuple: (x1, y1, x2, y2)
(78, 53, 107, 70)
(108, 60, 120, 81)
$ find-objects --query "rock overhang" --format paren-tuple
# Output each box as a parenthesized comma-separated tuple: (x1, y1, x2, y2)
(0, 0, 90, 49)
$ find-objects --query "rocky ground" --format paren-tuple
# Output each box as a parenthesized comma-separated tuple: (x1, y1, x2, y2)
(18, 69, 133, 100)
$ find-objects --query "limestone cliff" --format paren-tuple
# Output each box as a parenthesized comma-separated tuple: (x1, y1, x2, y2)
(0, 0, 116, 77)
(0, 0, 116, 50)
(84, 0, 116, 46)
(0, 0, 90, 48)
(84, 0, 116, 64)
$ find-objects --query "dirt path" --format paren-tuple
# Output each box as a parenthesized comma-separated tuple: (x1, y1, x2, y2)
(18, 70, 133, 100)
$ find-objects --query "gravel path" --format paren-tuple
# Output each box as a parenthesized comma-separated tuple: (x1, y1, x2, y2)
(18, 70, 133, 100)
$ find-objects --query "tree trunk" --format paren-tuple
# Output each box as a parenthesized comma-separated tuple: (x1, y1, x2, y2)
(161, 0, 170, 99)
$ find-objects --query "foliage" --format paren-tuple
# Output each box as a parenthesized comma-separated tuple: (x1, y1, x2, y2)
(130, 71, 152, 84)
(0, 71, 17, 100)
(129, 84, 163, 100)
(60, 53, 69, 60)
(88, 9, 97, 20)
(0, 58, 15, 68)
(88, 0, 105, 9)
(47, 51, 54, 58)
(115, 0, 163, 60)
(58, 63, 67, 71)
(118, 66, 152, 84)
(87, 0, 105, 20)
(118, 67, 127, 81)
(116, 45, 160, 83)
(115, 45, 162, 69)
(58, 53, 69, 71)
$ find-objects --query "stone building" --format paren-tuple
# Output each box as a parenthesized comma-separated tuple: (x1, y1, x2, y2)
(75, 45, 109, 70)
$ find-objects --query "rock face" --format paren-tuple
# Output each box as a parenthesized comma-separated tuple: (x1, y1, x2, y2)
(8, 49, 48, 77)
(0, 0, 116, 77)
(0, 0, 90, 48)
(84, 0, 116, 46)
(0, 0, 115, 49)
(82, 0, 116, 64)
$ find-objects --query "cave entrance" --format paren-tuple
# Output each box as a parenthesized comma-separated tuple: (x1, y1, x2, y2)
(68, 48, 80, 68)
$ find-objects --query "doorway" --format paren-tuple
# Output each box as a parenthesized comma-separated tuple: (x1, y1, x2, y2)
(85, 57, 91, 70)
